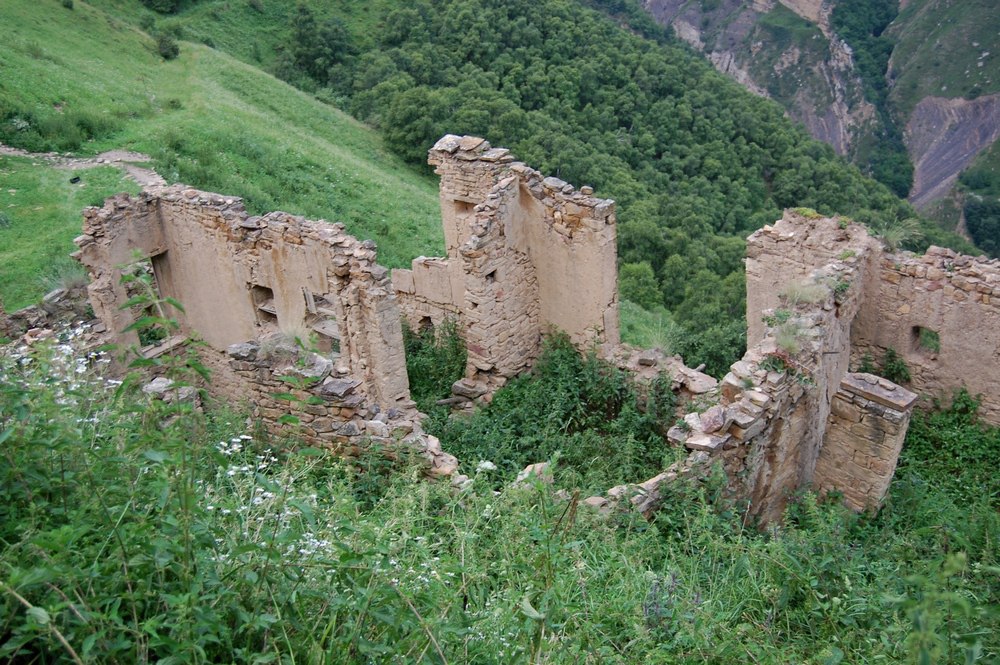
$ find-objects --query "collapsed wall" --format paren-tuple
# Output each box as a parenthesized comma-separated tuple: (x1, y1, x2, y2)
(392, 135, 619, 396)
(73, 187, 457, 476)
(603, 212, 921, 522)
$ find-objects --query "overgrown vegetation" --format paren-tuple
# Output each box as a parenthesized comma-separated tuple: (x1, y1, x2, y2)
(1, 328, 997, 662)
(963, 197, 1000, 258)
(881, 347, 912, 384)
(426, 333, 678, 494)
(402, 318, 467, 411)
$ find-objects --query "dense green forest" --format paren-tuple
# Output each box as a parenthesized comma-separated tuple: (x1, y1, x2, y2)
(271, 0, 951, 374)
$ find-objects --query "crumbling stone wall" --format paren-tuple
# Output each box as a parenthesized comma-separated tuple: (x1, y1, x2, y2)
(852, 248, 1000, 423)
(393, 135, 619, 393)
(745, 209, 882, 347)
(73, 187, 460, 475)
(602, 213, 917, 523)
(744, 209, 1000, 426)
(814, 373, 917, 511)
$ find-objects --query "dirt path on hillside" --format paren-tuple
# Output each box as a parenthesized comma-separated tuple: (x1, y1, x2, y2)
(0, 143, 166, 189)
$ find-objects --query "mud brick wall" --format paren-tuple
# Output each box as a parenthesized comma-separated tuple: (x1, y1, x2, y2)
(814, 373, 917, 511)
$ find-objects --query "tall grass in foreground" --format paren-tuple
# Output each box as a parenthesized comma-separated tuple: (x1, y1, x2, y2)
(1, 329, 997, 663)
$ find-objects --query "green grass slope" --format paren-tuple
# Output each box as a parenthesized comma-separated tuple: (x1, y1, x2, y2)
(0, 158, 139, 310)
(888, 0, 1000, 115)
(0, 0, 442, 309)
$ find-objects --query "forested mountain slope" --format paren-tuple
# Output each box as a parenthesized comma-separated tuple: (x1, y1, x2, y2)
(77, 0, 974, 373)
(641, 0, 999, 240)
(1, 0, 973, 373)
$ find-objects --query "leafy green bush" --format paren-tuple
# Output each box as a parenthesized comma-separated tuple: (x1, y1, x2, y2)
(901, 389, 1000, 505)
(964, 197, 1000, 258)
(428, 333, 677, 493)
(402, 317, 466, 411)
(881, 347, 911, 384)
(155, 31, 179, 60)
(0, 103, 121, 153)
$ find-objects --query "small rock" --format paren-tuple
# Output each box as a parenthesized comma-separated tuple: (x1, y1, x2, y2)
(637, 350, 659, 367)
(515, 462, 552, 486)
(318, 377, 361, 398)
(452, 379, 487, 399)
(542, 176, 568, 191)
(277, 353, 332, 386)
(699, 405, 726, 433)
(142, 376, 174, 396)
(42, 288, 67, 304)
(226, 342, 259, 361)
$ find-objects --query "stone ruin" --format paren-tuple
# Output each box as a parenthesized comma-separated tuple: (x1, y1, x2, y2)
(392, 135, 620, 401)
(48, 136, 1000, 524)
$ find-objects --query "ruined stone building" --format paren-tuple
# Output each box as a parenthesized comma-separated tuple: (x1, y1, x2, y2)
(392, 135, 619, 397)
(68, 136, 1000, 524)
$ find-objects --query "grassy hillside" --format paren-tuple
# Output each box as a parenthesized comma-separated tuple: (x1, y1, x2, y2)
(888, 0, 1000, 116)
(0, 0, 443, 309)
(0, 157, 139, 310)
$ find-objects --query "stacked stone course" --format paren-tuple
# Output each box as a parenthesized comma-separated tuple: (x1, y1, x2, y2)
(853, 247, 1000, 422)
(814, 373, 917, 511)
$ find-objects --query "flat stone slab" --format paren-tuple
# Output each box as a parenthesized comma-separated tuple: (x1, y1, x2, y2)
(684, 432, 729, 452)
(841, 372, 918, 411)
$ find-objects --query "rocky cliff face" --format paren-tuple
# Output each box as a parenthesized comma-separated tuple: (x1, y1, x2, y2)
(643, 0, 1000, 216)
(906, 94, 1000, 208)
(643, 0, 875, 157)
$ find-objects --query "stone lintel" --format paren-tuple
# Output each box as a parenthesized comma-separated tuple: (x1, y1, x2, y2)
(840, 372, 918, 411)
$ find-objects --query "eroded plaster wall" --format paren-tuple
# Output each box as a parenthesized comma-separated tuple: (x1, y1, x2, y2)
(72, 188, 462, 473)
(392, 135, 619, 392)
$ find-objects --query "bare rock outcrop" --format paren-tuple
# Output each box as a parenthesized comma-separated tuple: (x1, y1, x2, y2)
(906, 93, 1000, 209)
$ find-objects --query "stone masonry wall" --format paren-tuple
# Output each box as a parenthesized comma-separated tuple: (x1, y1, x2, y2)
(745, 209, 882, 347)
(73, 187, 458, 477)
(392, 135, 619, 394)
(814, 373, 917, 511)
(852, 247, 1000, 423)
(627, 213, 916, 523)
